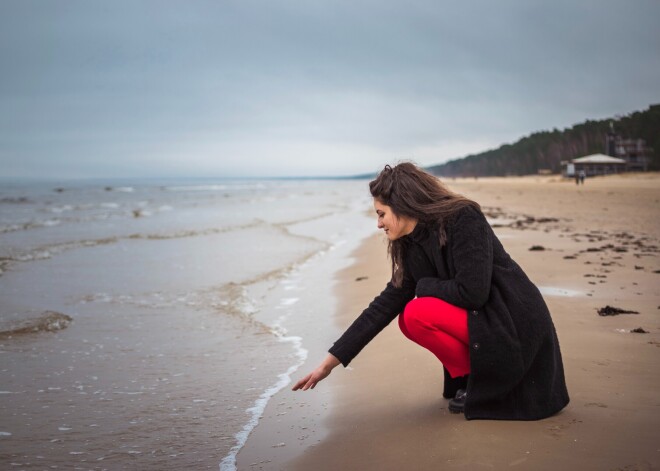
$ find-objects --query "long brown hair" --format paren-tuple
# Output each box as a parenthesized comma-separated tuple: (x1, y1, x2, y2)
(369, 162, 481, 287)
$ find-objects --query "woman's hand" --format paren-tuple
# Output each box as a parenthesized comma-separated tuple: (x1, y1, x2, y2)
(292, 354, 341, 391)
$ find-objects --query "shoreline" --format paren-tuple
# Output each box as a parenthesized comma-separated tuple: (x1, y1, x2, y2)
(239, 172, 659, 470)
(233, 215, 375, 470)
(0, 179, 376, 470)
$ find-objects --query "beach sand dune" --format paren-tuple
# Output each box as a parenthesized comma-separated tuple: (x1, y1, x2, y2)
(238, 173, 660, 471)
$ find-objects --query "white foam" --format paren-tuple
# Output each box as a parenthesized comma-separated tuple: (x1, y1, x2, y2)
(166, 185, 228, 192)
(219, 317, 308, 471)
(279, 298, 299, 306)
(218, 208, 380, 470)
(0, 223, 22, 233)
(49, 205, 73, 214)
(0, 432, 11, 436)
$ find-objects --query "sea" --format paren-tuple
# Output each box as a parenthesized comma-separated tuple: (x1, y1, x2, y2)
(0, 177, 377, 470)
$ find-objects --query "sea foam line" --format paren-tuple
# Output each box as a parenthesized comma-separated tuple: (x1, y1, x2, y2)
(219, 329, 307, 471)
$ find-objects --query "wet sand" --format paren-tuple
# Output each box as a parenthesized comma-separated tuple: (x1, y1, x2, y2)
(238, 173, 660, 470)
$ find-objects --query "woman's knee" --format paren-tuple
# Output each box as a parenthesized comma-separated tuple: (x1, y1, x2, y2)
(401, 297, 436, 331)
(402, 297, 468, 334)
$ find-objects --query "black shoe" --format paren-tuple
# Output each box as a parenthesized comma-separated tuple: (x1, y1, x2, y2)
(448, 389, 466, 414)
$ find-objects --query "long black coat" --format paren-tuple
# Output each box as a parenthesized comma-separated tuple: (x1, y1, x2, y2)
(329, 205, 570, 420)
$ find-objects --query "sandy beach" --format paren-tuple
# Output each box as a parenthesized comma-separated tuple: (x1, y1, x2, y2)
(237, 173, 660, 470)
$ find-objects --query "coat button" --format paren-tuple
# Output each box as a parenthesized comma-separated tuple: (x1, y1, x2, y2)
(471, 310, 478, 316)
(472, 343, 480, 350)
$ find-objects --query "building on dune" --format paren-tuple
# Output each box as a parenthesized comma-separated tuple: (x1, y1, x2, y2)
(561, 122, 653, 177)
(561, 154, 627, 178)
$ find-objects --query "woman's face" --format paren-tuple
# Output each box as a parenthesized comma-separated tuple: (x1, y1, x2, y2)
(374, 199, 417, 241)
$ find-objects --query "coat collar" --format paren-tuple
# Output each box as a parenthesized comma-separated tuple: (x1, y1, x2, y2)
(406, 221, 432, 244)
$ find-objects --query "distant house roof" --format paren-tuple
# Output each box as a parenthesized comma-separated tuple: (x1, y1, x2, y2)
(572, 153, 626, 164)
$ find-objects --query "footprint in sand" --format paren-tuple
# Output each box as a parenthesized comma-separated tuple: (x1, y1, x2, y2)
(508, 456, 529, 466)
(613, 463, 655, 471)
(544, 418, 581, 439)
(545, 424, 565, 439)
(584, 402, 608, 408)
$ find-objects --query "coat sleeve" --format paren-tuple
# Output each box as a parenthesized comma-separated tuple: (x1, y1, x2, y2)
(328, 269, 416, 367)
(415, 207, 493, 310)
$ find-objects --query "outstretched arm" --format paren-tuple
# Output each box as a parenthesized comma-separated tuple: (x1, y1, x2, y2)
(292, 353, 341, 391)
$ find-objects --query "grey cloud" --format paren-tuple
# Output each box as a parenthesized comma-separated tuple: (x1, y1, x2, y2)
(1, 0, 659, 178)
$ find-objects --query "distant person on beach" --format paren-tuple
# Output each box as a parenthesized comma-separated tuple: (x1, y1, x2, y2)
(579, 170, 586, 185)
(293, 162, 570, 420)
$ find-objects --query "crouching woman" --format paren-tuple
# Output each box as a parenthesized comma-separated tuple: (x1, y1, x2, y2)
(293, 162, 569, 420)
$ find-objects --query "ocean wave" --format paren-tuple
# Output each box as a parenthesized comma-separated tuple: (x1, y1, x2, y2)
(164, 183, 268, 192)
(127, 220, 268, 240)
(0, 224, 23, 234)
(0, 218, 62, 234)
(164, 184, 229, 192)
(0, 311, 73, 339)
(0, 220, 269, 274)
(0, 213, 325, 262)
(109, 187, 135, 193)
(0, 197, 33, 204)
(77, 280, 274, 336)
(46, 205, 74, 214)
(220, 332, 307, 471)
(0, 237, 118, 266)
(219, 270, 313, 471)
(273, 211, 336, 228)
(0, 200, 170, 235)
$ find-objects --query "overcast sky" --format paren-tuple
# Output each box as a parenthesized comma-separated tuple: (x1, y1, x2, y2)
(1, 1, 659, 179)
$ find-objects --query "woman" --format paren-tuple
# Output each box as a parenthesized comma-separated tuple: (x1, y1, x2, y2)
(293, 162, 569, 420)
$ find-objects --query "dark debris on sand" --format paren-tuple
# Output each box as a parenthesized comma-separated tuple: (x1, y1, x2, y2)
(567, 230, 659, 258)
(630, 327, 649, 334)
(529, 245, 546, 251)
(597, 306, 640, 316)
(512, 216, 560, 230)
(482, 207, 564, 231)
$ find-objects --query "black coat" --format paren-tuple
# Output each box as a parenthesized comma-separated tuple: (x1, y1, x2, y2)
(329, 205, 570, 420)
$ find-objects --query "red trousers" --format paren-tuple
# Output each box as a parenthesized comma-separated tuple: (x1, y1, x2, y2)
(398, 297, 471, 378)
